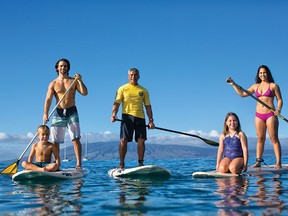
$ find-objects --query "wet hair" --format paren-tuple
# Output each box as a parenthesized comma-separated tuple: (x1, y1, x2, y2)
(223, 112, 241, 136)
(55, 58, 70, 75)
(255, 65, 274, 83)
(128, 68, 139, 75)
(37, 125, 50, 135)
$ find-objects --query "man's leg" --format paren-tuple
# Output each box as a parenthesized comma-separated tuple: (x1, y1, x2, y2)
(73, 138, 82, 169)
(53, 142, 61, 168)
(137, 138, 145, 166)
(118, 138, 127, 169)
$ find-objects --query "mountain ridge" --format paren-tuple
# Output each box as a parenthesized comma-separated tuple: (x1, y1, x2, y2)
(60, 141, 281, 162)
(60, 141, 219, 161)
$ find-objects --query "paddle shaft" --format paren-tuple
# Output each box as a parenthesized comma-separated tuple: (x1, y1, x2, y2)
(17, 78, 78, 161)
(115, 119, 219, 146)
(227, 78, 288, 123)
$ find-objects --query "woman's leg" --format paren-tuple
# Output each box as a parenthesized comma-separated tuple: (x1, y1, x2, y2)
(267, 116, 282, 169)
(251, 117, 267, 167)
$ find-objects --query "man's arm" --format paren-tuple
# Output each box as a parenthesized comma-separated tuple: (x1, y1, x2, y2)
(75, 74, 88, 96)
(111, 102, 120, 122)
(145, 105, 155, 129)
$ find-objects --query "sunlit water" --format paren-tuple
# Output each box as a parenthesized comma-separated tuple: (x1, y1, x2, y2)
(0, 157, 288, 215)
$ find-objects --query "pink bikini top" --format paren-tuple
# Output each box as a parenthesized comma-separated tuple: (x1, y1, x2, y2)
(255, 83, 274, 98)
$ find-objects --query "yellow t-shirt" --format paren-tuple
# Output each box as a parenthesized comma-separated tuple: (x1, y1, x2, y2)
(114, 83, 151, 119)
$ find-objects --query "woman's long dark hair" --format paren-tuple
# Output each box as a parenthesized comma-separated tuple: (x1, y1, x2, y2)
(255, 65, 274, 83)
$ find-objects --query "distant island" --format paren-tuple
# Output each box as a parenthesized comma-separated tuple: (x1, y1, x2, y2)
(59, 141, 280, 161)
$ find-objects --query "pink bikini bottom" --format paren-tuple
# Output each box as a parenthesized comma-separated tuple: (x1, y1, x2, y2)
(255, 112, 274, 122)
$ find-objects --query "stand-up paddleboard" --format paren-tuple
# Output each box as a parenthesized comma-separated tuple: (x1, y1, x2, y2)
(108, 165, 171, 179)
(192, 170, 240, 178)
(192, 164, 288, 178)
(12, 168, 90, 181)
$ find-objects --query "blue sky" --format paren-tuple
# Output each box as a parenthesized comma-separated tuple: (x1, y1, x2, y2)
(1, 0, 288, 160)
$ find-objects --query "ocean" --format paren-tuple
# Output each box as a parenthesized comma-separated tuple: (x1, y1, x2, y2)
(0, 156, 287, 215)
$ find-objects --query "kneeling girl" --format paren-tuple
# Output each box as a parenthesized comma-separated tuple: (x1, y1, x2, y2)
(216, 112, 248, 174)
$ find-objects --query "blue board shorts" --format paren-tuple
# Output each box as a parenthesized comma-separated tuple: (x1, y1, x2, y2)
(51, 106, 81, 143)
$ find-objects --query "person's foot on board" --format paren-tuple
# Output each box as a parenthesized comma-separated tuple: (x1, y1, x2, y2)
(274, 164, 282, 170)
(250, 158, 267, 168)
(117, 164, 124, 169)
(250, 162, 261, 168)
(75, 165, 82, 170)
(138, 160, 144, 167)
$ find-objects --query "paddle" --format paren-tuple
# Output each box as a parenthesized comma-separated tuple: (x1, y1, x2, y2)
(0, 78, 78, 175)
(226, 77, 288, 123)
(116, 119, 219, 146)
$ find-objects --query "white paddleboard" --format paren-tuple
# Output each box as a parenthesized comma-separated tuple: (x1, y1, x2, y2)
(12, 168, 90, 181)
(108, 165, 171, 179)
(192, 164, 288, 178)
(192, 170, 240, 178)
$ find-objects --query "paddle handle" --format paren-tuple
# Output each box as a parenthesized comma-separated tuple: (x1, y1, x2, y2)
(47, 78, 78, 120)
(18, 78, 78, 160)
(115, 119, 219, 146)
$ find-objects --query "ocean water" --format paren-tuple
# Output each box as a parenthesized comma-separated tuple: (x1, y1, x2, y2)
(0, 157, 288, 215)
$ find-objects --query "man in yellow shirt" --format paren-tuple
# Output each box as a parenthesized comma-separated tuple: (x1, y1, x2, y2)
(111, 68, 155, 169)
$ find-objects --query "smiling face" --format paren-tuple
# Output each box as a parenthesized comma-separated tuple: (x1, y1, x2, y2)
(226, 115, 238, 131)
(255, 65, 274, 83)
(57, 61, 69, 75)
(258, 67, 268, 81)
(223, 112, 241, 134)
(55, 58, 70, 75)
(128, 69, 140, 86)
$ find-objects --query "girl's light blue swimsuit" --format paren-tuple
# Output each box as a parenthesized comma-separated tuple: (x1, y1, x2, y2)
(223, 134, 243, 160)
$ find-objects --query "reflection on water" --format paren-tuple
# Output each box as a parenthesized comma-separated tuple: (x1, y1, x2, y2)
(13, 179, 84, 215)
(214, 174, 287, 216)
(113, 177, 167, 215)
(249, 174, 285, 215)
(117, 179, 150, 215)
(215, 177, 250, 215)
(1, 159, 288, 215)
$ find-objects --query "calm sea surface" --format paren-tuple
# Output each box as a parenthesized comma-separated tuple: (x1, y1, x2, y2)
(0, 157, 288, 215)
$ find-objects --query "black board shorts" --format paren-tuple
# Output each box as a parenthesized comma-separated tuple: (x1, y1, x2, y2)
(120, 114, 147, 142)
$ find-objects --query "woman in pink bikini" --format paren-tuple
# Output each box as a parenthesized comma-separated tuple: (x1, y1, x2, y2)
(228, 65, 283, 169)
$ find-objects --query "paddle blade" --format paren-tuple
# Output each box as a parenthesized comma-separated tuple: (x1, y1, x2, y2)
(0, 161, 19, 175)
(202, 139, 219, 147)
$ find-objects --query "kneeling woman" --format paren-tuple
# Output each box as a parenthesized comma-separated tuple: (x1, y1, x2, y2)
(216, 112, 248, 174)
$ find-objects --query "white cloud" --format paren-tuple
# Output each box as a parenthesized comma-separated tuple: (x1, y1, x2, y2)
(0, 129, 285, 148)
(0, 129, 220, 146)
(0, 131, 36, 143)
(0, 132, 9, 140)
(208, 130, 220, 137)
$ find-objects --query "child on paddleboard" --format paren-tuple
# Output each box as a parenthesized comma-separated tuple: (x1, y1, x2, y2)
(22, 125, 60, 172)
(216, 112, 248, 174)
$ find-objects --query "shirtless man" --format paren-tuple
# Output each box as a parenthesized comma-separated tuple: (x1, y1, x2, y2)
(43, 58, 88, 170)
(22, 125, 60, 172)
